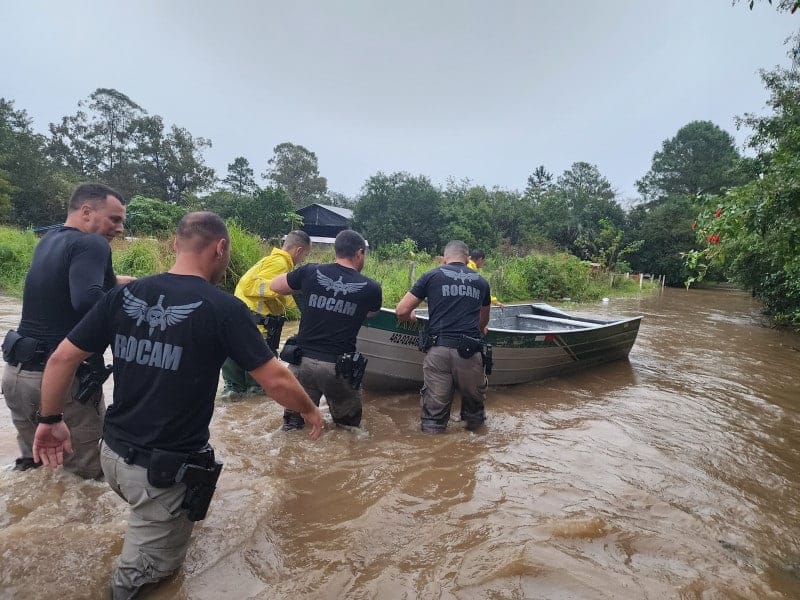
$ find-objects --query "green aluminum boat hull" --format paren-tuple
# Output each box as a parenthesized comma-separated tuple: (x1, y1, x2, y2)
(357, 303, 642, 390)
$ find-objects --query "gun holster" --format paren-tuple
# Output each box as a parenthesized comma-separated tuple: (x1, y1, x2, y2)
(177, 458, 224, 522)
(482, 343, 493, 375)
(335, 351, 368, 389)
(74, 354, 112, 405)
(418, 331, 435, 353)
(252, 312, 286, 352)
(279, 336, 303, 365)
(456, 335, 482, 359)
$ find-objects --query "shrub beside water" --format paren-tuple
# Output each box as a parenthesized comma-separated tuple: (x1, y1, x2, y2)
(0, 227, 38, 295)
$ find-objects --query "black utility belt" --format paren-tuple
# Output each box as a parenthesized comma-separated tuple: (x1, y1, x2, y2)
(279, 338, 368, 389)
(105, 436, 214, 472)
(423, 334, 486, 360)
(1, 330, 50, 370)
(301, 348, 341, 363)
(433, 336, 464, 349)
(279, 337, 339, 364)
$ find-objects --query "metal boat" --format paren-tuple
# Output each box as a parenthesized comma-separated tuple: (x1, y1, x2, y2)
(357, 303, 642, 390)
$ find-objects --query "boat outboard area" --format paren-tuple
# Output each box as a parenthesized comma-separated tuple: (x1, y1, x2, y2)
(356, 303, 643, 390)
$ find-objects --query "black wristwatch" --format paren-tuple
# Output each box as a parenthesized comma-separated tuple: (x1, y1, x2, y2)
(35, 410, 63, 424)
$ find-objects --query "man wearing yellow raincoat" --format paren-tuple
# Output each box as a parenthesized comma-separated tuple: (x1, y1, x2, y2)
(219, 230, 311, 399)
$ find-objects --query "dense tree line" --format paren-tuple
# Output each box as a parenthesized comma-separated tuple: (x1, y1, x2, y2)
(0, 89, 332, 235)
(1, 75, 796, 325)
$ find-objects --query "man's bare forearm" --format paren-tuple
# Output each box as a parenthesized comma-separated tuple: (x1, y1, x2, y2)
(250, 358, 316, 413)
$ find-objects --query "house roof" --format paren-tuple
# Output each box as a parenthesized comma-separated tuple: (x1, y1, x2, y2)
(297, 203, 353, 220)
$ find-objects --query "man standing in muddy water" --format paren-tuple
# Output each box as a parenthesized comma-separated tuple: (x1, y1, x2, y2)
(396, 240, 491, 433)
(1, 183, 134, 478)
(32, 212, 324, 599)
(270, 229, 382, 431)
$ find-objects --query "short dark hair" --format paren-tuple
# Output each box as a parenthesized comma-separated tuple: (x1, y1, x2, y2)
(68, 183, 125, 212)
(284, 230, 311, 250)
(469, 249, 486, 261)
(334, 229, 366, 259)
(444, 240, 469, 260)
(176, 211, 229, 251)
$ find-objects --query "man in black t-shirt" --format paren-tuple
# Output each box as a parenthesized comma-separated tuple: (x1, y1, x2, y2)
(396, 240, 491, 433)
(270, 229, 382, 430)
(32, 212, 323, 600)
(1, 183, 133, 477)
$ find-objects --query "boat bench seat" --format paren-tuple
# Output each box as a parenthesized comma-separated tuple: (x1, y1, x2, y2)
(516, 314, 597, 328)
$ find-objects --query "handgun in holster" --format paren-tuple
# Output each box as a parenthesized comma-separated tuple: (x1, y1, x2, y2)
(74, 354, 113, 404)
(417, 330, 435, 353)
(176, 458, 224, 522)
(481, 343, 493, 375)
(335, 352, 368, 389)
(252, 312, 286, 352)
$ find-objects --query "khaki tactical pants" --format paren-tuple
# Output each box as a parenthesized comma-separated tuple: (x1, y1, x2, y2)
(284, 357, 362, 429)
(101, 442, 194, 600)
(1, 363, 105, 478)
(420, 346, 487, 433)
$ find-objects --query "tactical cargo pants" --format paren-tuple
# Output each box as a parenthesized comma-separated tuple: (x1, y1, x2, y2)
(420, 346, 487, 433)
(101, 442, 195, 600)
(283, 358, 362, 429)
(1, 364, 105, 478)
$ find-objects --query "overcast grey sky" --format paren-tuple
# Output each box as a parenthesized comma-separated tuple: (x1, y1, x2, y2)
(1, 1, 796, 201)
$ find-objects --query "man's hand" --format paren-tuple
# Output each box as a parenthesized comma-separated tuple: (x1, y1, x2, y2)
(32, 422, 73, 467)
(301, 407, 324, 440)
(116, 275, 137, 285)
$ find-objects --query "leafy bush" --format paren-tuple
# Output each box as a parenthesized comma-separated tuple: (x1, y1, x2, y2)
(499, 253, 592, 301)
(126, 196, 187, 236)
(0, 226, 38, 294)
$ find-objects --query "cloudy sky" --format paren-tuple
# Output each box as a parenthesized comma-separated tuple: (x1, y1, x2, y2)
(1, 1, 796, 201)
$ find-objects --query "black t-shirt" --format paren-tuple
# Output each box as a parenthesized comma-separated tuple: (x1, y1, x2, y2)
(287, 262, 382, 355)
(67, 273, 273, 453)
(410, 262, 490, 338)
(18, 227, 116, 350)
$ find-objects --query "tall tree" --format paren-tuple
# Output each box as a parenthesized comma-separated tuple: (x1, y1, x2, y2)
(131, 116, 215, 203)
(636, 121, 742, 202)
(222, 156, 257, 195)
(1, 98, 71, 226)
(438, 179, 502, 251)
(524, 165, 554, 200)
(48, 88, 144, 197)
(353, 172, 442, 251)
(263, 142, 327, 209)
(535, 162, 624, 254)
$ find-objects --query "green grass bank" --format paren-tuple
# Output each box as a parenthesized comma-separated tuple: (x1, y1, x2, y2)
(0, 225, 657, 313)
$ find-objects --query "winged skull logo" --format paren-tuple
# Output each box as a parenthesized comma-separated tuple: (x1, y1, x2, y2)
(440, 268, 480, 283)
(316, 270, 368, 297)
(122, 288, 203, 336)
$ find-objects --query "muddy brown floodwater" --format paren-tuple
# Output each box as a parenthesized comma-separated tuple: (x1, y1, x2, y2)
(0, 286, 799, 599)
